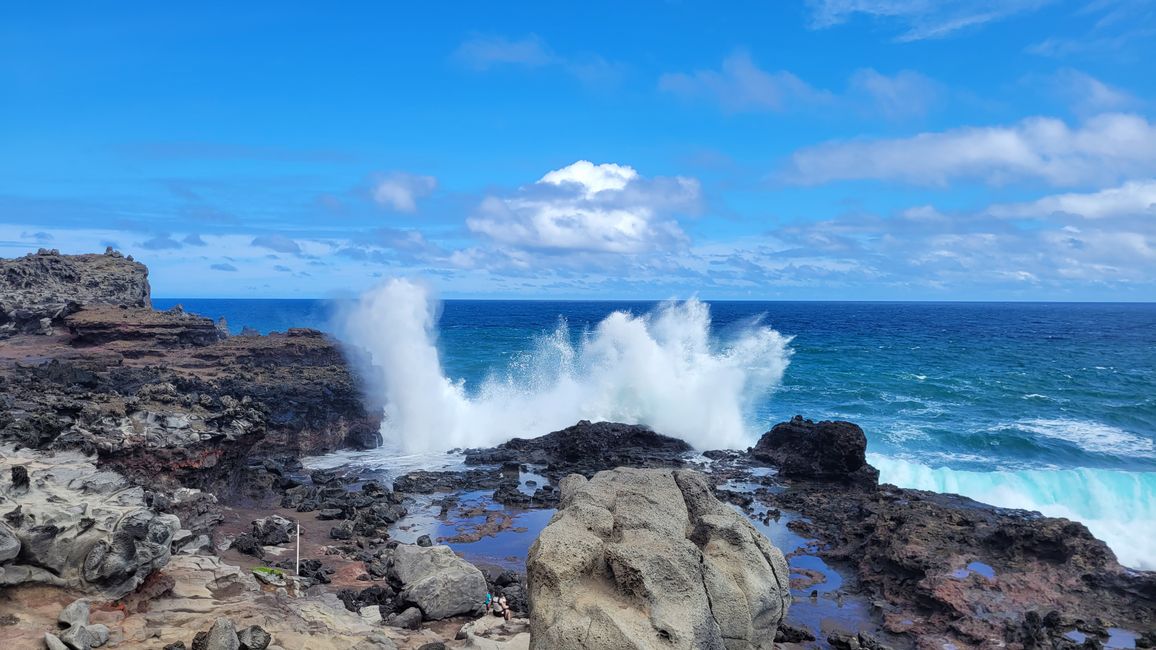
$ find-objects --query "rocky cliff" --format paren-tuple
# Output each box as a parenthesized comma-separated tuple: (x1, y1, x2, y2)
(0, 249, 381, 496)
(0, 248, 150, 336)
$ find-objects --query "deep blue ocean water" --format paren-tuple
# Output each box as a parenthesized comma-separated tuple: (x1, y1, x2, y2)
(154, 297, 1156, 568)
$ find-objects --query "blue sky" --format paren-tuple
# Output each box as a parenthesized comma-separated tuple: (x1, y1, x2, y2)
(2, 1, 1155, 300)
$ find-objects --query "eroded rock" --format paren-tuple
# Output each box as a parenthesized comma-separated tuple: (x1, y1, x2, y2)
(0, 446, 178, 599)
(527, 467, 790, 650)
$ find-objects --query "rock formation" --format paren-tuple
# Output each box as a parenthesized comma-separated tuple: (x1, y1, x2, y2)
(0, 248, 150, 336)
(387, 544, 488, 620)
(751, 415, 878, 483)
(0, 250, 382, 496)
(465, 420, 694, 480)
(526, 468, 790, 650)
(0, 445, 178, 599)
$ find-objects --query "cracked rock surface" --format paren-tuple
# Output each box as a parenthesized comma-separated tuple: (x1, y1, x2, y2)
(526, 467, 790, 650)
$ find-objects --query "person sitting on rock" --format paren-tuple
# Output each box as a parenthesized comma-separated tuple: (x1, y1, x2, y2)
(497, 595, 511, 621)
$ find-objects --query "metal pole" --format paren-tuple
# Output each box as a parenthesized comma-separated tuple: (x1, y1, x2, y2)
(295, 521, 301, 576)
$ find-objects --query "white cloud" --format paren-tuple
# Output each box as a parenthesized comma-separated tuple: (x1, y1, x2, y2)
(784, 113, 1156, 187)
(990, 179, 1156, 219)
(452, 34, 555, 70)
(806, 0, 1052, 41)
(466, 160, 700, 254)
(372, 172, 437, 213)
(660, 52, 938, 118)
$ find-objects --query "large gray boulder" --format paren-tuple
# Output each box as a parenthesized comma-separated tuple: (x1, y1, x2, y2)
(387, 544, 487, 620)
(527, 468, 791, 650)
(0, 445, 179, 599)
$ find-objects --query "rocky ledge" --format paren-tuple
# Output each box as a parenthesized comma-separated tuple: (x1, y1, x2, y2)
(0, 248, 151, 337)
(0, 250, 381, 498)
(741, 416, 1156, 649)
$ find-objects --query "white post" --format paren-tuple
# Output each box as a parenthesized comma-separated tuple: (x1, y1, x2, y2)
(295, 521, 301, 576)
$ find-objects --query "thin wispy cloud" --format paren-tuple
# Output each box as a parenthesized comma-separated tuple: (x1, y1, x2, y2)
(660, 51, 941, 119)
(1028, 0, 1156, 57)
(806, 0, 1054, 41)
(1039, 68, 1139, 115)
(453, 34, 626, 87)
(452, 34, 556, 70)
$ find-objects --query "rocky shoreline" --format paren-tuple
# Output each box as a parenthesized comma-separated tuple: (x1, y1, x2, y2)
(1, 249, 1153, 649)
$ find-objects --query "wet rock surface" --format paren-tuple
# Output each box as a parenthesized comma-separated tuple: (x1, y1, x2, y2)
(751, 415, 878, 484)
(464, 420, 694, 481)
(527, 467, 791, 650)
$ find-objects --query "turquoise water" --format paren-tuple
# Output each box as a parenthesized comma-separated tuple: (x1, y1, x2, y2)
(155, 297, 1156, 569)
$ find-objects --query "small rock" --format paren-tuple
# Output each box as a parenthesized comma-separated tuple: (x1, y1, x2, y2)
(58, 599, 90, 628)
(44, 634, 68, 650)
(417, 643, 446, 650)
(205, 617, 239, 650)
(11, 466, 29, 490)
(236, 625, 271, 650)
(415, 534, 433, 547)
(359, 606, 384, 625)
(386, 607, 422, 630)
(162, 643, 187, 650)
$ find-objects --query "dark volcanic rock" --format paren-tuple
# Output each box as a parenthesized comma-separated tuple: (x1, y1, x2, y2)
(0, 251, 382, 497)
(0, 248, 150, 337)
(464, 420, 693, 481)
(765, 478, 1155, 646)
(752, 415, 878, 483)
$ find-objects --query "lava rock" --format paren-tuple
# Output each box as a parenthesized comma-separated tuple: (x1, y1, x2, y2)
(751, 415, 878, 483)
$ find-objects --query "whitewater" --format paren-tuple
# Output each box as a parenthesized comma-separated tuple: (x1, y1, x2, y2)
(162, 292, 1156, 570)
(338, 279, 793, 452)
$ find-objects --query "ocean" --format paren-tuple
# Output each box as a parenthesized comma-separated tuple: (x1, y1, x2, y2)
(153, 294, 1156, 569)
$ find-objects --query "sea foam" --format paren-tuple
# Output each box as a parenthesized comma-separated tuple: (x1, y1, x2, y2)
(871, 453, 1156, 570)
(339, 279, 792, 453)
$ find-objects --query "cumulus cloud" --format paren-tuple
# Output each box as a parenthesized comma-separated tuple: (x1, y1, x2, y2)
(806, 0, 1052, 41)
(989, 179, 1156, 220)
(452, 34, 555, 70)
(210, 263, 238, 272)
(251, 234, 302, 254)
(661, 52, 939, 118)
(466, 160, 700, 254)
(783, 113, 1156, 187)
(371, 172, 437, 212)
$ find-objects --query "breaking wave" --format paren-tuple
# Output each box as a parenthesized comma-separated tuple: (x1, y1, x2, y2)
(871, 453, 1156, 570)
(339, 279, 792, 454)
